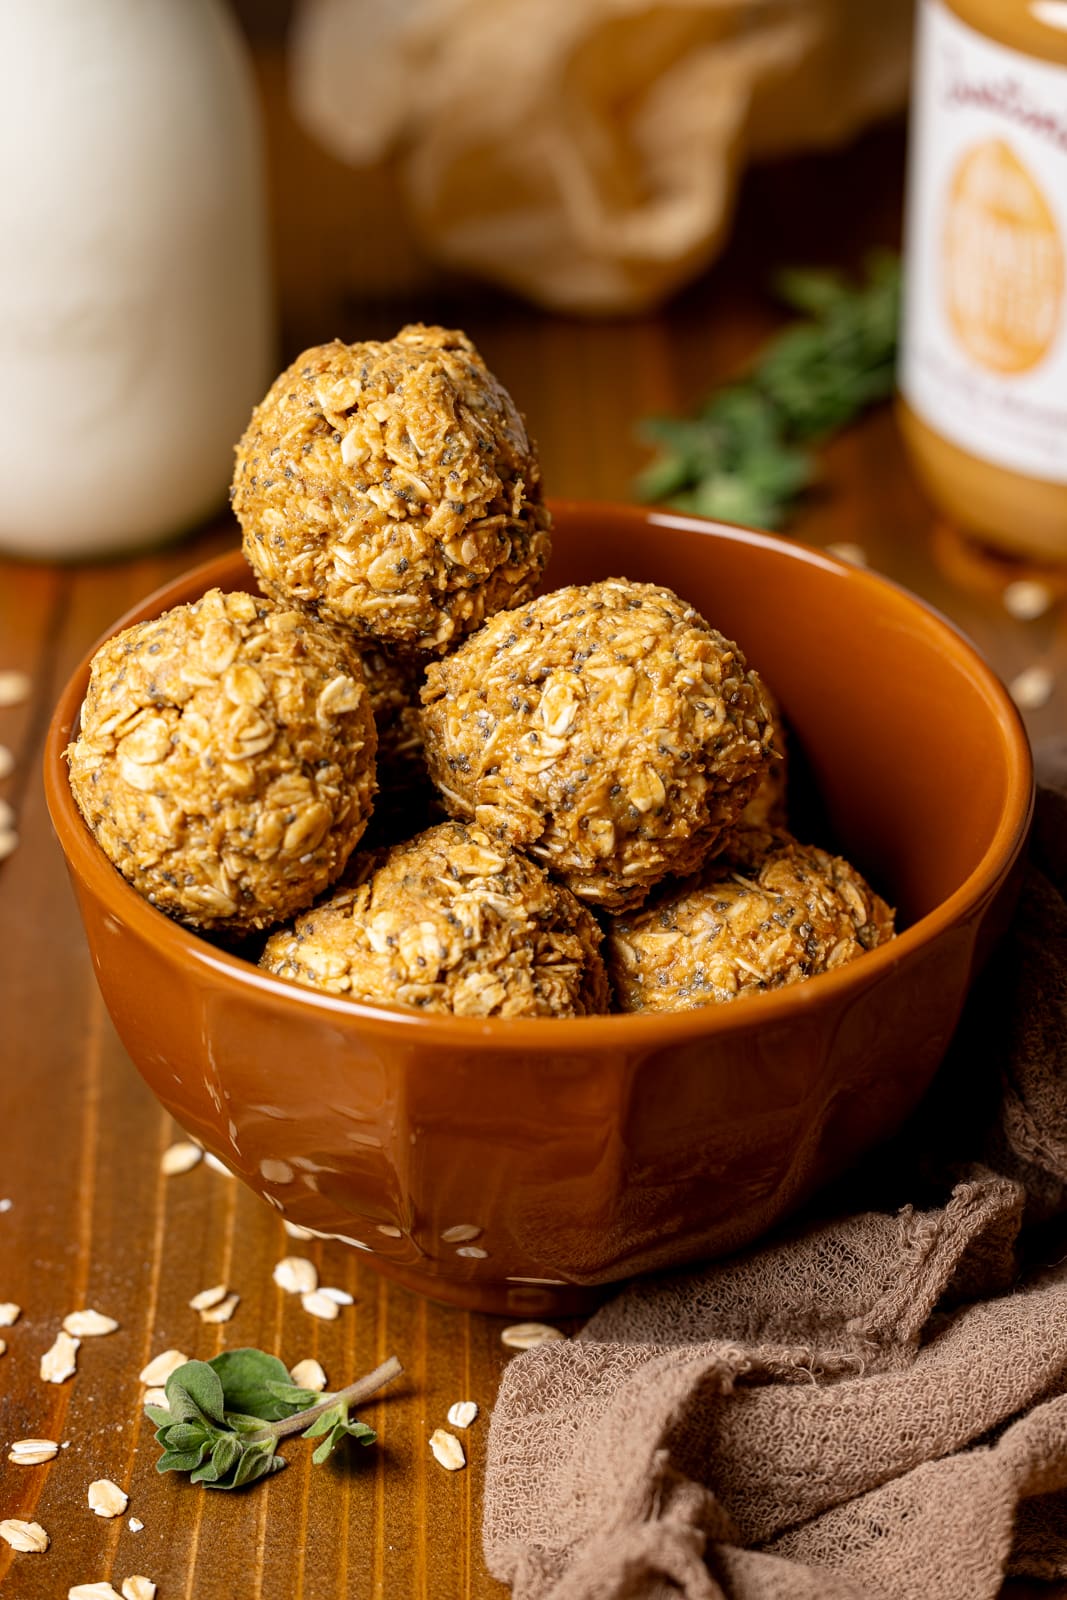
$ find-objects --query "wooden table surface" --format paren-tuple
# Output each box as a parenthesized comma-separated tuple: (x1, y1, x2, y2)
(2, 120, 1065, 1600)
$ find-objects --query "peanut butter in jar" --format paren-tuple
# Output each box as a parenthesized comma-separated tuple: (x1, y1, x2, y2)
(898, 0, 1067, 560)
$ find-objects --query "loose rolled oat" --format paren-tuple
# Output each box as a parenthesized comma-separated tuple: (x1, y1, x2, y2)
(0, 1301, 21, 1326)
(318, 1286, 354, 1305)
(273, 1256, 318, 1295)
(68, 1586, 122, 1600)
(421, 579, 775, 910)
(233, 325, 551, 654)
(142, 1388, 168, 1410)
(198, 1292, 240, 1325)
(429, 1428, 466, 1471)
(122, 1579, 157, 1600)
(290, 1357, 327, 1392)
(88, 1478, 129, 1518)
(447, 1401, 478, 1429)
(139, 1349, 188, 1386)
(128, 1517, 145, 1533)
(66, 587, 377, 935)
(188, 1284, 229, 1312)
(160, 1141, 202, 1176)
(63, 1309, 119, 1337)
(301, 1290, 340, 1321)
(8, 1438, 59, 1464)
(0, 1518, 49, 1552)
(41, 1329, 80, 1382)
(501, 1323, 565, 1350)
(0, 670, 30, 707)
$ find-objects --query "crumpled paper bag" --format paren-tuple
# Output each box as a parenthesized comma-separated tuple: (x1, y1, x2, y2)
(290, 0, 912, 314)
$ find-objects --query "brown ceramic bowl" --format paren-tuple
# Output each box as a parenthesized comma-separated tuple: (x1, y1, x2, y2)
(44, 503, 1033, 1316)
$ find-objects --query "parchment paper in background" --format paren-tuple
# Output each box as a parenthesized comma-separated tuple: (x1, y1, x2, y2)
(289, 0, 912, 315)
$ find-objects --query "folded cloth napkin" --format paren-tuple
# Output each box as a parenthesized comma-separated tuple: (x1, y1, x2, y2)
(483, 750, 1067, 1600)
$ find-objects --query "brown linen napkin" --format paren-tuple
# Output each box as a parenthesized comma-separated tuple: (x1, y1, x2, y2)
(483, 760, 1067, 1600)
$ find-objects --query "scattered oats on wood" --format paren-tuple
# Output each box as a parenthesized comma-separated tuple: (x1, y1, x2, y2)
(273, 1256, 318, 1295)
(1010, 665, 1054, 710)
(440, 1223, 482, 1243)
(318, 1286, 353, 1305)
(88, 1478, 129, 1518)
(501, 1322, 565, 1350)
(64, 1309, 120, 1337)
(0, 1518, 49, 1552)
(283, 1220, 316, 1240)
(429, 1428, 466, 1471)
(0, 829, 17, 863)
(0, 744, 14, 780)
(139, 1348, 188, 1385)
(301, 1290, 340, 1321)
(203, 1151, 234, 1177)
(188, 1283, 228, 1311)
(199, 1292, 240, 1325)
(447, 1401, 478, 1429)
(289, 1357, 327, 1392)
(159, 1140, 202, 1176)
(128, 1517, 145, 1533)
(68, 1586, 122, 1600)
(142, 1388, 168, 1410)
(122, 1576, 157, 1600)
(0, 670, 31, 707)
(0, 1301, 21, 1325)
(825, 541, 868, 566)
(9, 1438, 60, 1464)
(1003, 579, 1053, 621)
(41, 1329, 80, 1382)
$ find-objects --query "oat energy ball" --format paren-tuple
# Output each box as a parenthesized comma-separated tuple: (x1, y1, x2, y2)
(261, 821, 609, 1017)
(66, 588, 377, 934)
(420, 579, 775, 911)
(609, 826, 895, 1012)
(232, 325, 552, 653)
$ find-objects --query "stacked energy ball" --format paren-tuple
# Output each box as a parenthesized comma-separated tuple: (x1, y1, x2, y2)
(67, 325, 894, 1017)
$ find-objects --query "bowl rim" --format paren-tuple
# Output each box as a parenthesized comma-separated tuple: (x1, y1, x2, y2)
(43, 501, 1035, 1048)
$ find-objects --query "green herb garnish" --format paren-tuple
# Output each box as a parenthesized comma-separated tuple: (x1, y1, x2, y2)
(635, 252, 901, 528)
(145, 1348, 402, 1489)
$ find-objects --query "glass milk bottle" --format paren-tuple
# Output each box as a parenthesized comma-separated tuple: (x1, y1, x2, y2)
(0, 0, 273, 560)
(898, 0, 1067, 561)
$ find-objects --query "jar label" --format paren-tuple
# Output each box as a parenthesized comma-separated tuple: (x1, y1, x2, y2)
(901, 0, 1067, 483)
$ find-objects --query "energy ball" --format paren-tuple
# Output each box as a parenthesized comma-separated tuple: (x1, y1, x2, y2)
(67, 587, 377, 934)
(608, 826, 895, 1013)
(261, 821, 609, 1017)
(232, 324, 552, 653)
(420, 579, 775, 911)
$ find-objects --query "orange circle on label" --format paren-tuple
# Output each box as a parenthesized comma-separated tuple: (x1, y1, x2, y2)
(943, 138, 1064, 373)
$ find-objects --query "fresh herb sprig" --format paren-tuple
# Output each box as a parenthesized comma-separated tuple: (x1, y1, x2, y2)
(635, 252, 901, 529)
(145, 1348, 402, 1490)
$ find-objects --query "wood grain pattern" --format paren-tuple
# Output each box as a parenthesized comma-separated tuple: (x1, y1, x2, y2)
(1, 101, 1064, 1599)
